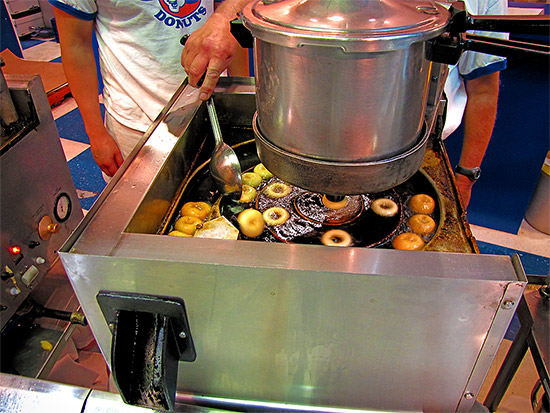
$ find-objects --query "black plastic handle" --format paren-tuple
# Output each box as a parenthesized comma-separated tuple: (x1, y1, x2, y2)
(468, 15, 550, 35)
(429, 1, 550, 65)
(448, 1, 550, 36)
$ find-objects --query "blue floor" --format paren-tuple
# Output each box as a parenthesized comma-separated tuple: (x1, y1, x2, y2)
(20, 39, 45, 48)
(66, 149, 106, 211)
(55, 105, 107, 211)
(478, 241, 550, 276)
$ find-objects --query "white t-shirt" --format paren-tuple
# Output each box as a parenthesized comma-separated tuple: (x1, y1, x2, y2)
(442, 0, 508, 138)
(49, 0, 215, 131)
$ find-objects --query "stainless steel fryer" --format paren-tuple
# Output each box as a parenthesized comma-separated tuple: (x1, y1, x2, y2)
(58, 78, 526, 412)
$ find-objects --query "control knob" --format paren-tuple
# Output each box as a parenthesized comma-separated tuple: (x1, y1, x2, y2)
(38, 216, 60, 240)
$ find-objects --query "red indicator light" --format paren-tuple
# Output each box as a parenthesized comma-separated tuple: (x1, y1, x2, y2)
(9, 246, 21, 255)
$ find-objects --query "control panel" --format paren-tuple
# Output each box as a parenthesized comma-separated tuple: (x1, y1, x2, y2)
(1, 74, 83, 329)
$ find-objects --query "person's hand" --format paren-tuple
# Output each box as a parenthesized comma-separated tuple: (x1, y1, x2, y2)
(455, 173, 475, 209)
(181, 12, 239, 101)
(89, 128, 124, 177)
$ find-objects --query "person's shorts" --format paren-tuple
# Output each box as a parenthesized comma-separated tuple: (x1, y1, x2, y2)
(102, 112, 145, 182)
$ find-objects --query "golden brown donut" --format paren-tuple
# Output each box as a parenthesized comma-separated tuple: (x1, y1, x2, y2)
(392, 232, 425, 250)
(264, 182, 291, 199)
(409, 194, 435, 214)
(237, 208, 265, 238)
(253, 163, 274, 180)
(371, 198, 399, 217)
(168, 230, 192, 237)
(321, 229, 352, 247)
(175, 215, 203, 235)
(180, 201, 211, 220)
(263, 207, 290, 226)
(239, 184, 257, 203)
(322, 195, 348, 210)
(408, 214, 436, 235)
(242, 172, 262, 188)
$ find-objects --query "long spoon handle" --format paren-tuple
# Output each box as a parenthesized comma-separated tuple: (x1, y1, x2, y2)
(206, 98, 223, 147)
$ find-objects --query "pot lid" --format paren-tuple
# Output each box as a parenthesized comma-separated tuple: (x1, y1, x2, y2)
(242, 0, 449, 52)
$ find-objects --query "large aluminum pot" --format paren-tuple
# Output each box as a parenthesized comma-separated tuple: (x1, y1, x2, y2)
(242, 0, 449, 194)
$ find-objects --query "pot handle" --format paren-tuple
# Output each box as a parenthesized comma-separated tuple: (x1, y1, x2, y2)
(466, 15, 549, 35)
(462, 33, 550, 61)
(447, 1, 550, 36)
(427, 1, 549, 65)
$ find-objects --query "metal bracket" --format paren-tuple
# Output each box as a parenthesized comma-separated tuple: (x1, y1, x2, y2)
(97, 291, 196, 411)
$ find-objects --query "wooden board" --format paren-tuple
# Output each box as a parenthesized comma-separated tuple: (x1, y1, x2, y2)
(1, 48, 70, 106)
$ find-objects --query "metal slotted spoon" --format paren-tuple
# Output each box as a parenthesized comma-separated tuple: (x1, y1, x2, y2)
(206, 97, 242, 197)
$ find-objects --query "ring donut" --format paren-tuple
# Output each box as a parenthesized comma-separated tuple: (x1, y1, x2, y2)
(371, 198, 399, 217)
(322, 195, 348, 210)
(410, 194, 435, 214)
(408, 214, 436, 235)
(263, 207, 290, 226)
(321, 229, 352, 247)
(242, 172, 262, 188)
(264, 182, 292, 199)
(392, 232, 425, 250)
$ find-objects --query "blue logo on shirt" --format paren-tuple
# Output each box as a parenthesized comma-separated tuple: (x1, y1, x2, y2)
(155, 0, 206, 28)
(159, 0, 200, 17)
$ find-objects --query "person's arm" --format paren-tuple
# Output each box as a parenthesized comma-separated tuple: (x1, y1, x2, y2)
(181, 0, 253, 101)
(53, 8, 123, 176)
(455, 71, 500, 207)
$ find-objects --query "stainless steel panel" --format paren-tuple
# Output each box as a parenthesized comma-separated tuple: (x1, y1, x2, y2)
(254, 113, 430, 195)
(0, 372, 216, 412)
(85, 389, 223, 412)
(60, 247, 525, 412)
(58, 78, 527, 412)
(84, 390, 160, 412)
(0, 372, 88, 412)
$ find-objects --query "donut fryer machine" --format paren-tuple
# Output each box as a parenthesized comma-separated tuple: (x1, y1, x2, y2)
(56, 77, 527, 412)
